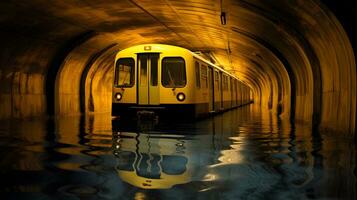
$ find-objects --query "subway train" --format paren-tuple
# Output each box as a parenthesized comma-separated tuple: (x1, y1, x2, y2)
(112, 44, 252, 119)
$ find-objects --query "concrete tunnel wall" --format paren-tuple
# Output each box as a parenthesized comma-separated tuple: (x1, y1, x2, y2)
(0, 0, 355, 137)
(55, 34, 118, 115)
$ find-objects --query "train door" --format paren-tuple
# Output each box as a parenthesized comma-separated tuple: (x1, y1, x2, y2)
(208, 67, 214, 112)
(137, 53, 160, 105)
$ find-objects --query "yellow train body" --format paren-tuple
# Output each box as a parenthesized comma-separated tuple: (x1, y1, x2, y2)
(112, 44, 251, 118)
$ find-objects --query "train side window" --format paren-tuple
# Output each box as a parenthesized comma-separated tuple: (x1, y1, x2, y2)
(226, 76, 228, 91)
(214, 71, 219, 90)
(195, 61, 200, 88)
(222, 75, 225, 91)
(115, 58, 135, 87)
(223, 75, 228, 91)
(162, 57, 186, 88)
(231, 79, 234, 91)
(201, 65, 208, 88)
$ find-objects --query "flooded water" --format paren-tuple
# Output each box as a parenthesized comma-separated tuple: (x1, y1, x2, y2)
(0, 105, 355, 200)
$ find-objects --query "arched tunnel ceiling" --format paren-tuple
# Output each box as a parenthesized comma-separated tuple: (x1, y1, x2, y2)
(0, 0, 355, 135)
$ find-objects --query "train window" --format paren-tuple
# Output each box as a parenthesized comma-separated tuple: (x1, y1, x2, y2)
(115, 58, 134, 87)
(139, 56, 148, 86)
(201, 65, 208, 88)
(214, 71, 219, 90)
(226, 76, 229, 90)
(222, 75, 225, 90)
(223, 75, 228, 91)
(214, 71, 219, 81)
(195, 61, 200, 88)
(230, 78, 234, 92)
(151, 56, 158, 86)
(162, 57, 186, 88)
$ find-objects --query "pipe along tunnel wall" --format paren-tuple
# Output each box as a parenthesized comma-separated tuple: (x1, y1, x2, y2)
(0, 0, 355, 137)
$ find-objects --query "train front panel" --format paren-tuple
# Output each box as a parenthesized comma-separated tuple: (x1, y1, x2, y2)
(112, 44, 197, 118)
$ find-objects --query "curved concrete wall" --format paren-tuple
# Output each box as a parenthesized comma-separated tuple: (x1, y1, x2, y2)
(84, 48, 116, 113)
(55, 34, 115, 115)
(0, 33, 57, 119)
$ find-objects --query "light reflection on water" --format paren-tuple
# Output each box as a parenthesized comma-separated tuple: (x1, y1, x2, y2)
(0, 104, 355, 199)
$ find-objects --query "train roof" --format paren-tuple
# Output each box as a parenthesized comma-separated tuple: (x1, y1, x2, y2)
(190, 51, 239, 80)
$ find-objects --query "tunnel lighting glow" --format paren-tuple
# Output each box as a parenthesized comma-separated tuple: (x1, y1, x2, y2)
(115, 93, 122, 101)
(144, 46, 152, 51)
(176, 93, 185, 102)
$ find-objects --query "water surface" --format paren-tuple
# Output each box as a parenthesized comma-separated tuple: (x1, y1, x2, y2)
(0, 105, 355, 199)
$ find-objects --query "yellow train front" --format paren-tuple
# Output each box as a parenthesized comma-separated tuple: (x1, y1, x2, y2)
(112, 44, 252, 119)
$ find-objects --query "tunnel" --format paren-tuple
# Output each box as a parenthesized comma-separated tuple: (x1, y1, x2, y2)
(0, 0, 356, 199)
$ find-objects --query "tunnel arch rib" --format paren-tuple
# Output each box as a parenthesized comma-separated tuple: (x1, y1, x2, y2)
(45, 31, 97, 115)
(80, 43, 117, 113)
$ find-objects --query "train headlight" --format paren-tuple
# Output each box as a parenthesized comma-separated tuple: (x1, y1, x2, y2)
(176, 93, 185, 102)
(115, 93, 122, 101)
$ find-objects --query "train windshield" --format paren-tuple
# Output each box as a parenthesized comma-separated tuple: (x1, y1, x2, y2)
(115, 58, 135, 87)
(162, 57, 186, 88)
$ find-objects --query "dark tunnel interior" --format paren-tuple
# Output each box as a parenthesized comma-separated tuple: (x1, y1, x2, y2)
(0, 0, 356, 198)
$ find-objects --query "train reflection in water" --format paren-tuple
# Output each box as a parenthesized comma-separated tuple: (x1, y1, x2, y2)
(113, 132, 204, 189)
(111, 107, 249, 190)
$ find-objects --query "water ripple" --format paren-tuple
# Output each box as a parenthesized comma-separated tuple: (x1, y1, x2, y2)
(0, 106, 355, 199)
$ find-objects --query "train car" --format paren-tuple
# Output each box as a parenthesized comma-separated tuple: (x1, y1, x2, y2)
(112, 44, 252, 119)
